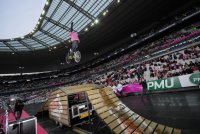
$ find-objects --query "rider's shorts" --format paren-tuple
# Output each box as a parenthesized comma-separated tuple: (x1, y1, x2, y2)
(72, 40, 79, 52)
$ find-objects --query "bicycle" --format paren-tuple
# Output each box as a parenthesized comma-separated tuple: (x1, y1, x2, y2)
(66, 50, 81, 64)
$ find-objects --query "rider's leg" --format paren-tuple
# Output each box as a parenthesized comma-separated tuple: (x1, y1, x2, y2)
(72, 41, 78, 53)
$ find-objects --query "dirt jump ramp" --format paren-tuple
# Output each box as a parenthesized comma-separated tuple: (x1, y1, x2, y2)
(47, 84, 181, 134)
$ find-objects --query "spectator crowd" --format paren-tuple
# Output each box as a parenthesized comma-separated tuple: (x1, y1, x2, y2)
(0, 21, 199, 99)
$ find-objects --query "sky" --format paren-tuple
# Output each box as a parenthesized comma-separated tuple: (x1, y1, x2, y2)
(0, 0, 46, 39)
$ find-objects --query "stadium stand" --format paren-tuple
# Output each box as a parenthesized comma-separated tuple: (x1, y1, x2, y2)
(0, 21, 199, 94)
(0, 1, 200, 134)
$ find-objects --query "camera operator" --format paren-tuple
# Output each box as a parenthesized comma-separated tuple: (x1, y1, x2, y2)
(14, 99, 24, 120)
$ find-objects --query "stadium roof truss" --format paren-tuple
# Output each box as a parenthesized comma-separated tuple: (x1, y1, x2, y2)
(0, 0, 114, 52)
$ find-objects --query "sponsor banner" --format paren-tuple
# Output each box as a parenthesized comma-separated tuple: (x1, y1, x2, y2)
(147, 72, 200, 91)
(122, 83, 142, 93)
(189, 72, 200, 85)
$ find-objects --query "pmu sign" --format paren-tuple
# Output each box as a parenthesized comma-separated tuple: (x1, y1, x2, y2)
(189, 72, 200, 85)
(147, 72, 200, 91)
(147, 77, 181, 91)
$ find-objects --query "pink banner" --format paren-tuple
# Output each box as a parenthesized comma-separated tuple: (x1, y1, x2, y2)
(161, 29, 200, 48)
(121, 83, 142, 93)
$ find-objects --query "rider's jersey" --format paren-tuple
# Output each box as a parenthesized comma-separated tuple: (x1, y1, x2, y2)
(70, 32, 80, 43)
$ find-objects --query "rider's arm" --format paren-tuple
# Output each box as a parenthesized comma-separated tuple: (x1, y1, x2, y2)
(70, 22, 73, 32)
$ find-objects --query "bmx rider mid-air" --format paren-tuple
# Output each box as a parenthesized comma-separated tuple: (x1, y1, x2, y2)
(66, 22, 81, 63)
(69, 22, 80, 56)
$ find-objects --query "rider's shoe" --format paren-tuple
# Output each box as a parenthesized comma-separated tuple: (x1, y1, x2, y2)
(69, 55, 73, 59)
(73, 52, 76, 59)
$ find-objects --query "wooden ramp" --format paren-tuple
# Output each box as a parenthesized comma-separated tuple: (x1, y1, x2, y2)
(86, 87, 181, 134)
(47, 84, 181, 134)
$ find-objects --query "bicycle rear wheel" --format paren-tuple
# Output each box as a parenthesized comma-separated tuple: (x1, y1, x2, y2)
(74, 51, 81, 63)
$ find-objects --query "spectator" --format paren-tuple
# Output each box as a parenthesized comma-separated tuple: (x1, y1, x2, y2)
(111, 82, 117, 94)
(14, 99, 24, 120)
(140, 78, 148, 97)
(117, 81, 123, 96)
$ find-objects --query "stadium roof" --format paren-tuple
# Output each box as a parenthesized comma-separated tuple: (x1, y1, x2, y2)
(0, 0, 199, 74)
(0, 0, 114, 52)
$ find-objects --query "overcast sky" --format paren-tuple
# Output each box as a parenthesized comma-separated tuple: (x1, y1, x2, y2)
(0, 0, 46, 39)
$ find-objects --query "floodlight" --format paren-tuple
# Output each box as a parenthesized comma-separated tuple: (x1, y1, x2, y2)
(95, 19, 99, 24)
(42, 10, 45, 15)
(85, 28, 88, 31)
(46, 1, 49, 5)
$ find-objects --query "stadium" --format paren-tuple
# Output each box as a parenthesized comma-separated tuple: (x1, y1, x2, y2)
(0, 0, 200, 134)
